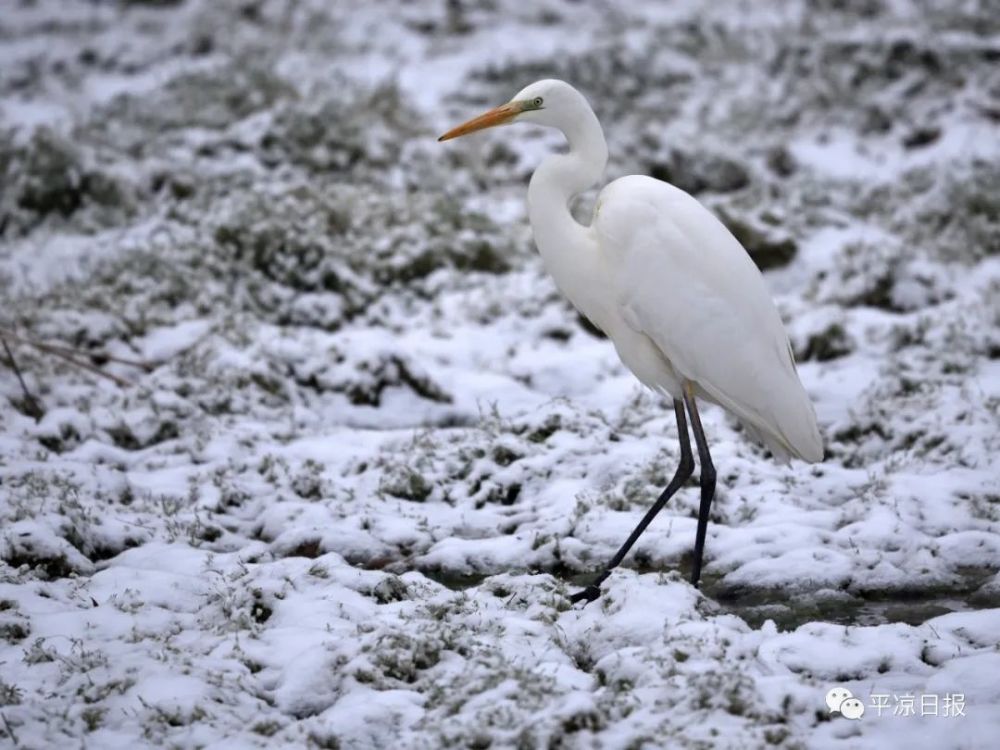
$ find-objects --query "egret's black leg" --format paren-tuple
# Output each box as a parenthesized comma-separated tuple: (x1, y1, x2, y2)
(570, 399, 694, 604)
(683, 384, 716, 588)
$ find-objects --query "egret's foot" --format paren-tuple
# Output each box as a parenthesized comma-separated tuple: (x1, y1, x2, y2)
(568, 584, 602, 604)
(690, 563, 704, 589)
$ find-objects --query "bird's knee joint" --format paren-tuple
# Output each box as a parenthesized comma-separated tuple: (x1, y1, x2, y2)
(679, 455, 695, 480)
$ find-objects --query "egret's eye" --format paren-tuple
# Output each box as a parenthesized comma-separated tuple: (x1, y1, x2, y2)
(533, 97, 543, 108)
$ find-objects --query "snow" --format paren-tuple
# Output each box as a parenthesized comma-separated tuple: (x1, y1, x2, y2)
(1, 0, 999, 747)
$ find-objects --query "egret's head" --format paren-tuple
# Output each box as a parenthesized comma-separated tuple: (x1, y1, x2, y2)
(438, 79, 580, 141)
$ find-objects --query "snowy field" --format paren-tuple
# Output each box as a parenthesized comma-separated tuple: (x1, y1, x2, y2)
(1, 0, 999, 747)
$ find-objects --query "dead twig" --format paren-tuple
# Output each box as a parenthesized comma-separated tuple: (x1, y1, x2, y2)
(0, 710, 18, 745)
(30, 341, 135, 387)
(1, 332, 134, 387)
(0, 326, 155, 371)
(2, 335, 44, 420)
(0, 325, 163, 388)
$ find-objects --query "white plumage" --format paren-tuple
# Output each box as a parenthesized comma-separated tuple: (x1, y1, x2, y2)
(440, 78, 822, 597)
(595, 175, 823, 462)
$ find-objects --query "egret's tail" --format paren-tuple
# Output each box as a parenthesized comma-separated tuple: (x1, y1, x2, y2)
(751, 383, 824, 463)
(698, 375, 824, 464)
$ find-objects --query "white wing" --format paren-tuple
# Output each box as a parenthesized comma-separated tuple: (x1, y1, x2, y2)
(594, 175, 823, 462)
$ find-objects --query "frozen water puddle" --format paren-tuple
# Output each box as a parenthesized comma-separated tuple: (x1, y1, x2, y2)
(418, 565, 1000, 630)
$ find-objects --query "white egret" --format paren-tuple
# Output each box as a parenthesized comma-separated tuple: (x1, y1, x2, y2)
(439, 80, 822, 602)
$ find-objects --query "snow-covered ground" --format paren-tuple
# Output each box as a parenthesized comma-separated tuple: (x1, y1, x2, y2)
(1, 1, 999, 747)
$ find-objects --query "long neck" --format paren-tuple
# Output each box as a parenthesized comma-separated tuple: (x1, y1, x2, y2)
(527, 105, 609, 322)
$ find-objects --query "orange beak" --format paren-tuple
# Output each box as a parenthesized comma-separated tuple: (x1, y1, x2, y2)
(438, 102, 522, 142)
